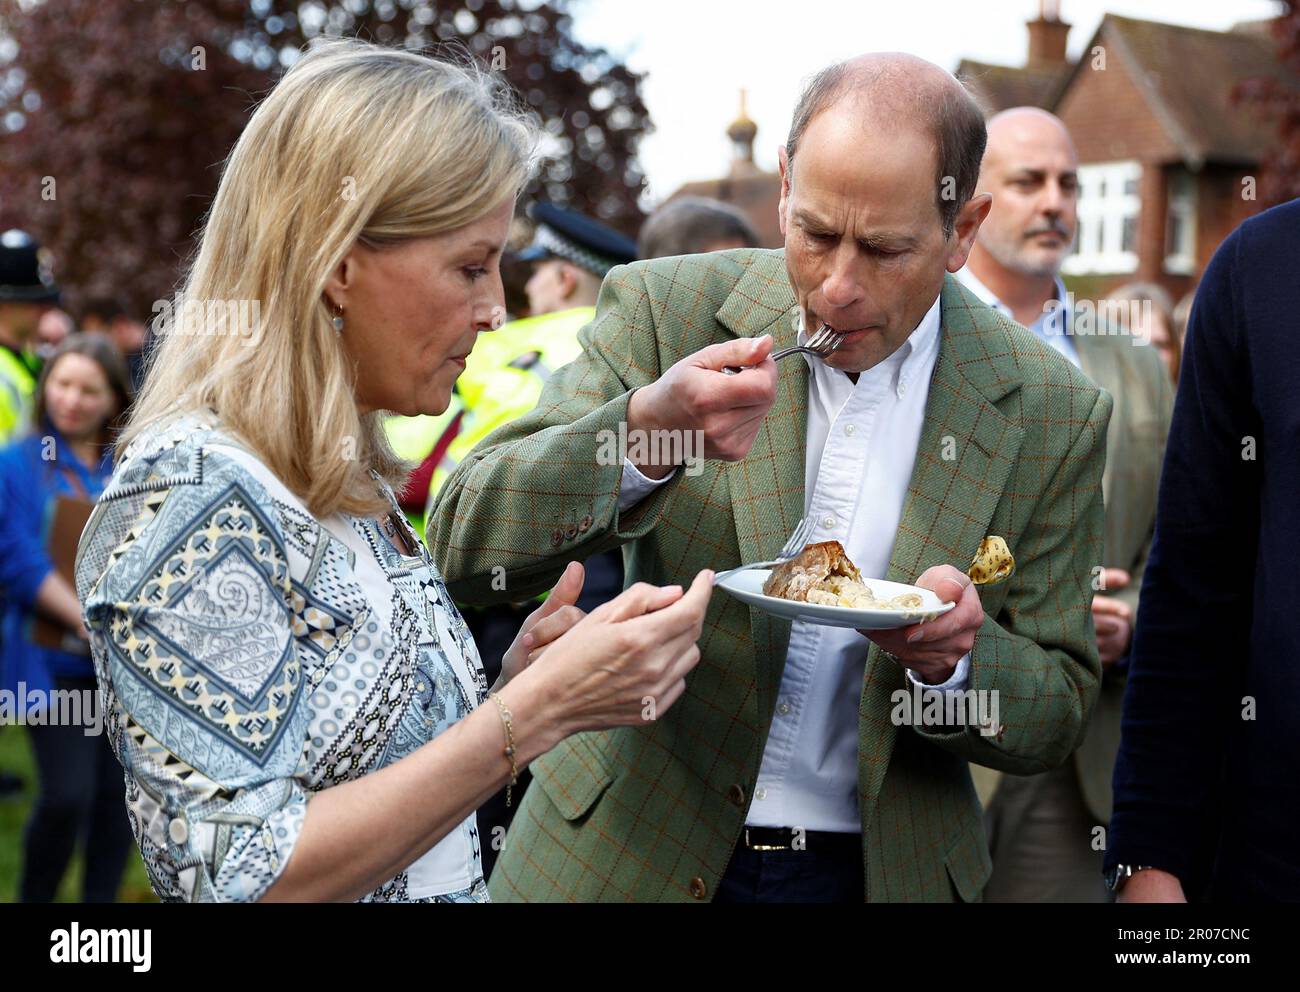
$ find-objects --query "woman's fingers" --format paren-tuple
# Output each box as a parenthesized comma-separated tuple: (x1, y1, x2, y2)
(548, 560, 585, 608)
(654, 678, 689, 717)
(551, 571, 713, 731)
(523, 605, 586, 663)
(643, 569, 713, 635)
(594, 581, 685, 622)
(523, 561, 586, 633)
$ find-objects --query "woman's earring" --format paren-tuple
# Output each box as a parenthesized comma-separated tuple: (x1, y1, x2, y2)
(332, 302, 345, 333)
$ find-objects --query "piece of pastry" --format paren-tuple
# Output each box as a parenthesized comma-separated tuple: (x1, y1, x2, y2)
(763, 540, 862, 601)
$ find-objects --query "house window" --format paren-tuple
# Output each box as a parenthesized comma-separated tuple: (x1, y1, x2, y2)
(1063, 160, 1141, 276)
(1165, 169, 1197, 275)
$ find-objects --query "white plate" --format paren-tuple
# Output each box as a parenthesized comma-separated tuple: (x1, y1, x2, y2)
(716, 569, 956, 630)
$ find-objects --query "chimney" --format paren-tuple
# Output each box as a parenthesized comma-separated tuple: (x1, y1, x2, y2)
(1027, 0, 1070, 66)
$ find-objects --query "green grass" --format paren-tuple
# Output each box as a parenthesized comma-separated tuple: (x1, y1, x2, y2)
(0, 725, 157, 903)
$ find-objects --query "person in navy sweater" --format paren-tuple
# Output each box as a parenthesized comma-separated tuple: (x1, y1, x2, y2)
(1105, 197, 1300, 903)
(0, 332, 134, 901)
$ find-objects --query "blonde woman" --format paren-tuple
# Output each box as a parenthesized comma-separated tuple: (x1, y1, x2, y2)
(73, 39, 711, 903)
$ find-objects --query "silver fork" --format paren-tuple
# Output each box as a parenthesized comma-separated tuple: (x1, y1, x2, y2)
(722, 323, 843, 375)
(712, 514, 815, 587)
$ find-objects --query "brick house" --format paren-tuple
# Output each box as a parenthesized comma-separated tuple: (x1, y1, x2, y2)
(958, 4, 1298, 300)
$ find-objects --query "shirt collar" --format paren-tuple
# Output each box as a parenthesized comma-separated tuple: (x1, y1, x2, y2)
(956, 266, 1068, 327)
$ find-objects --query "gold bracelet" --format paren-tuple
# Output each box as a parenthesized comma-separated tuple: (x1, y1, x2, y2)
(489, 692, 519, 807)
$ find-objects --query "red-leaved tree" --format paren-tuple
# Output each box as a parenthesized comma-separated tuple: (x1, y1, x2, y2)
(0, 0, 651, 318)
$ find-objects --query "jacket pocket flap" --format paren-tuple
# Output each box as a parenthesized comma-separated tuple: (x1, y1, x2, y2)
(944, 820, 993, 903)
(533, 732, 616, 822)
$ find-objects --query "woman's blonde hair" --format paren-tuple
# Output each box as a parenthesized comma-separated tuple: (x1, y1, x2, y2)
(121, 38, 538, 517)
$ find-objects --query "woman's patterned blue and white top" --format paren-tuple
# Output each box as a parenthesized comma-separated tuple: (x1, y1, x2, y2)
(74, 410, 490, 902)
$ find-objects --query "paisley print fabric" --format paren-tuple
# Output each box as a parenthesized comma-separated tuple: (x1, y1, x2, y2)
(75, 410, 489, 902)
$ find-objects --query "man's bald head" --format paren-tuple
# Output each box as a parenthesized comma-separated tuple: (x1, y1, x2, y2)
(970, 105, 1079, 280)
(785, 53, 987, 237)
(983, 107, 1078, 173)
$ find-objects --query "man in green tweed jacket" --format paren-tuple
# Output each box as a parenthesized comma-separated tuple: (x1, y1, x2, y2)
(430, 54, 1111, 902)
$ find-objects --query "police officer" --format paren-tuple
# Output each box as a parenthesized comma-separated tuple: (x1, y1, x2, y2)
(0, 230, 60, 447)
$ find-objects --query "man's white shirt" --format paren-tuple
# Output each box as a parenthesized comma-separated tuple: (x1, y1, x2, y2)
(617, 294, 972, 834)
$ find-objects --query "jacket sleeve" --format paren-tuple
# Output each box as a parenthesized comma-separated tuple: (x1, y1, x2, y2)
(77, 443, 311, 902)
(1105, 225, 1256, 891)
(0, 446, 55, 608)
(428, 264, 680, 604)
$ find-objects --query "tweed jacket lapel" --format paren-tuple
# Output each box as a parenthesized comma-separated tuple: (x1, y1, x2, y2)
(714, 254, 807, 715)
(856, 274, 1027, 823)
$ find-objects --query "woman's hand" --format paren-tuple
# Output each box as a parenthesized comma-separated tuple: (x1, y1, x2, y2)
(496, 561, 587, 690)
(505, 570, 714, 749)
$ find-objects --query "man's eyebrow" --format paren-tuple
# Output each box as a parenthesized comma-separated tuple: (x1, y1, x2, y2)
(859, 232, 918, 251)
(794, 209, 915, 249)
(1006, 167, 1078, 183)
(792, 208, 834, 233)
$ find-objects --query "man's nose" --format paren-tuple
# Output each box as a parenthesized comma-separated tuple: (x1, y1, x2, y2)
(821, 247, 864, 310)
(1040, 180, 1067, 217)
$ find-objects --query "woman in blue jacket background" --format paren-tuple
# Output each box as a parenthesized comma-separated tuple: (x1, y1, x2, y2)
(0, 332, 134, 901)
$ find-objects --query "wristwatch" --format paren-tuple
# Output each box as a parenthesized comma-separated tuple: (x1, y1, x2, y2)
(1104, 863, 1156, 892)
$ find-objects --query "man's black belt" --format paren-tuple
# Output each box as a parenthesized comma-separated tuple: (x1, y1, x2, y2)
(741, 826, 861, 853)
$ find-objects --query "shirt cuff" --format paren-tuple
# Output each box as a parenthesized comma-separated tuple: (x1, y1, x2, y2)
(617, 458, 675, 512)
(905, 651, 971, 693)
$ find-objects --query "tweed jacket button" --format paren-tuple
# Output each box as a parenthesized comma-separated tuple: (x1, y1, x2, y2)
(578, 514, 593, 532)
(727, 783, 745, 807)
(565, 524, 578, 540)
(688, 877, 707, 900)
(550, 528, 564, 547)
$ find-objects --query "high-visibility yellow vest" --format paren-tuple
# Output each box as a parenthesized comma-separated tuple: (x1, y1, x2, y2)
(383, 395, 465, 540)
(425, 306, 592, 521)
(0, 345, 38, 446)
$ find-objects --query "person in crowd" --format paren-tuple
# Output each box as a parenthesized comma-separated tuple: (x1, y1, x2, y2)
(956, 107, 1172, 902)
(0, 333, 135, 901)
(80, 296, 152, 393)
(0, 227, 62, 799)
(430, 53, 1110, 903)
(74, 39, 711, 904)
(1106, 197, 1300, 903)
(637, 195, 760, 260)
(1106, 281, 1179, 385)
(35, 307, 75, 360)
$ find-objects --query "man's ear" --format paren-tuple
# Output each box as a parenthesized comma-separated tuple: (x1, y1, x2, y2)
(557, 262, 580, 302)
(946, 191, 993, 273)
(777, 145, 791, 240)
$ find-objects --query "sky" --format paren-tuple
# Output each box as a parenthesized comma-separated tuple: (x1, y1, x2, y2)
(567, 0, 1284, 206)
